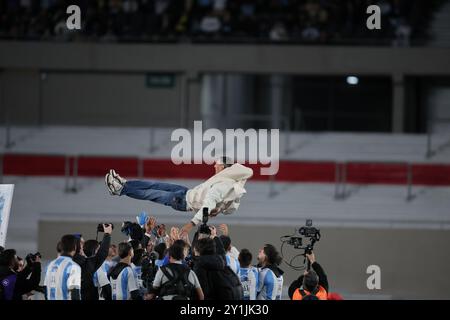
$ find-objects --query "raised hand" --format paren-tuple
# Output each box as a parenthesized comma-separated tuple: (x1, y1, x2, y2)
(219, 224, 229, 236)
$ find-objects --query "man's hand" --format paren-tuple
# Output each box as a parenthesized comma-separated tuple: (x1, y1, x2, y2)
(157, 224, 166, 237)
(209, 226, 217, 238)
(219, 224, 229, 236)
(180, 222, 194, 238)
(180, 232, 191, 245)
(170, 227, 180, 242)
(145, 217, 157, 234)
(209, 208, 220, 217)
(144, 293, 155, 300)
(306, 252, 316, 264)
(103, 224, 113, 235)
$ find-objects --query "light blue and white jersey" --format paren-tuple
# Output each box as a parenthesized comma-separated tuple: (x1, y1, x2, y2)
(104, 259, 117, 270)
(226, 254, 240, 275)
(256, 267, 283, 300)
(131, 263, 144, 292)
(44, 256, 81, 300)
(238, 267, 259, 300)
(110, 266, 139, 300)
(93, 260, 112, 299)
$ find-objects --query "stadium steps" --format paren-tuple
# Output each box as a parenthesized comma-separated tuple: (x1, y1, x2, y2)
(430, 1, 450, 47)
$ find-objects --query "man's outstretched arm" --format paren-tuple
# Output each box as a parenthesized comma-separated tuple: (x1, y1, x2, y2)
(181, 182, 232, 235)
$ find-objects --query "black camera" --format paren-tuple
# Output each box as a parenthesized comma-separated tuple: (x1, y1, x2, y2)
(141, 251, 159, 289)
(286, 219, 320, 250)
(121, 221, 144, 241)
(287, 236, 303, 249)
(298, 219, 321, 242)
(198, 208, 211, 235)
(26, 252, 42, 265)
(97, 223, 114, 232)
(282, 219, 321, 269)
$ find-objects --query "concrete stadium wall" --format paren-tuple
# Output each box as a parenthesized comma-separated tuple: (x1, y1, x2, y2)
(41, 72, 181, 127)
(2, 41, 450, 75)
(0, 70, 40, 124)
(38, 220, 450, 299)
(1, 70, 186, 127)
(2, 41, 450, 129)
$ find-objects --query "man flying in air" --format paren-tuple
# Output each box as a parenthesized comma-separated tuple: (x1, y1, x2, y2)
(105, 157, 253, 235)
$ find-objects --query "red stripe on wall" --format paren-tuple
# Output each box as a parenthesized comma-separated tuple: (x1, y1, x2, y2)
(3, 153, 450, 186)
(346, 163, 408, 184)
(413, 164, 450, 186)
(78, 157, 139, 177)
(4, 154, 66, 176)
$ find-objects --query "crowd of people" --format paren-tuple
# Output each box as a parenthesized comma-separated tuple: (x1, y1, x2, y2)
(0, 0, 439, 45)
(0, 214, 342, 301)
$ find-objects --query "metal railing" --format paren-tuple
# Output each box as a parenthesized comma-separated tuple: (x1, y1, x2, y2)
(426, 118, 450, 159)
(207, 113, 295, 156)
(63, 154, 146, 194)
(333, 160, 415, 202)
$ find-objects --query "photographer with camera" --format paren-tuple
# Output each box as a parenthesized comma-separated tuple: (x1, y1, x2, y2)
(192, 217, 243, 300)
(73, 223, 113, 300)
(0, 249, 42, 300)
(288, 251, 329, 300)
(146, 240, 204, 300)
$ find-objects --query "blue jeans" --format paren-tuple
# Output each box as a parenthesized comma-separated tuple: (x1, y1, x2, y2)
(120, 180, 188, 211)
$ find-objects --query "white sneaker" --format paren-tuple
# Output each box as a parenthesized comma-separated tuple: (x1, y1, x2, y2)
(110, 169, 127, 185)
(105, 173, 123, 196)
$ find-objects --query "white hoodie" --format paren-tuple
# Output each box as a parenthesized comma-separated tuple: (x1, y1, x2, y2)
(186, 163, 253, 225)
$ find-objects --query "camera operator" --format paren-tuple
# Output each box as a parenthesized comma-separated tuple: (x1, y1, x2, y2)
(288, 251, 329, 300)
(0, 249, 42, 300)
(73, 224, 112, 300)
(192, 226, 243, 300)
(108, 242, 142, 300)
(146, 240, 204, 300)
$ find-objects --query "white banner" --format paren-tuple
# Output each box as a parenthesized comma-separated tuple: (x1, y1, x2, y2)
(0, 184, 15, 247)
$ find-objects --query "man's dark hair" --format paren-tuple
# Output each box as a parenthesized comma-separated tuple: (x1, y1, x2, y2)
(263, 244, 282, 266)
(154, 243, 167, 260)
(238, 249, 253, 268)
(118, 242, 133, 259)
(303, 269, 319, 292)
(219, 235, 231, 251)
(73, 235, 83, 254)
(219, 156, 234, 168)
(0, 249, 16, 267)
(129, 239, 141, 251)
(168, 242, 185, 261)
(132, 248, 145, 265)
(61, 234, 78, 254)
(303, 294, 319, 300)
(173, 239, 188, 248)
(195, 238, 216, 256)
(56, 241, 63, 254)
(83, 240, 99, 257)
